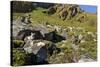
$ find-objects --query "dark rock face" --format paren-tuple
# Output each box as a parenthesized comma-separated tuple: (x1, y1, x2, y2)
(44, 31, 66, 43)
(47, 44, 61, 56)
(16, 29, 43, 40)
(16, 28, 66, 43)
(37, 46, 48, 63)
(44, 32, 54, 41)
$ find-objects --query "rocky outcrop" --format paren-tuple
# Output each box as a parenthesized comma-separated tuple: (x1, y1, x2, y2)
(45, 4, 82, 20)
(13, 17, 66, 42)
(12, 15, 32, 39)
(43, 3, 86, 21)
(16, 29, 43, 40)
(23, 39, 60, 63)
(12, 13, 97, 65)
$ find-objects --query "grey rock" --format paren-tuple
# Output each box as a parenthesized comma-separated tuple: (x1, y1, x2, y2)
(23, 40, 46, 54)
(78, 53, 95, 62)
(71, 44, 79, 51)
(61, 30, 68, 39)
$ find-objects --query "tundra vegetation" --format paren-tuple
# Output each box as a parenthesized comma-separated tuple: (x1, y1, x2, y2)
(11, 1, 97, 66)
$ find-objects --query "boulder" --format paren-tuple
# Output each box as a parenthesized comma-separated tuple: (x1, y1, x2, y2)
(12, 16, 32, 39)
(44, 31, 66, 43)
(23, 40, 60, 63)
(16, 29, 43, 40)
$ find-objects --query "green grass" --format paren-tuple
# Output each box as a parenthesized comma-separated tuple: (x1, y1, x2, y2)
(12, 7, 97, 63)
(12, 13, 25, 20)
(12, 7, 97, 32)
(79, 41, 97, 60)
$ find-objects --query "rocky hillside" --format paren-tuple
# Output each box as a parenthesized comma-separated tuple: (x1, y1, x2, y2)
(47, 4, 83, 20)
(11, 1, 97, 66)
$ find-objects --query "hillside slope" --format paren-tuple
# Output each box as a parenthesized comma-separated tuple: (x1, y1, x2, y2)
(11, 2, 97, 66)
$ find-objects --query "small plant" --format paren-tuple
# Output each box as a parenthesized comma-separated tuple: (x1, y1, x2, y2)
(12, 49, 26, 66)
(12, 40, 24, 48)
